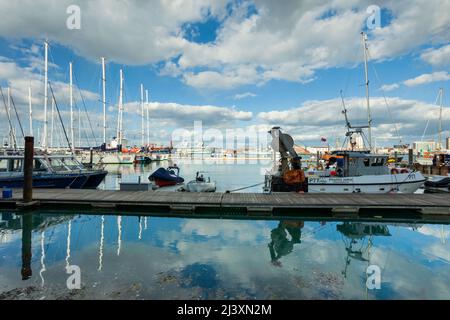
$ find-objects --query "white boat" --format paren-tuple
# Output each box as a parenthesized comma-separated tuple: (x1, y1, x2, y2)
(270, 32, 426, 194)
(185, 172, 216, 192)
(306, 151, 425, 193)
(99, 153, 134, 165)
(150, 153, 169, 161)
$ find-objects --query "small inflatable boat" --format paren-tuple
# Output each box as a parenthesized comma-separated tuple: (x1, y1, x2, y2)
(149, 166, 184, 187)
(185, 172, 216, 192)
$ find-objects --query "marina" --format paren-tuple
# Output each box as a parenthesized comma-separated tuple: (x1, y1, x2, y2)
(0, 0, 449, 303)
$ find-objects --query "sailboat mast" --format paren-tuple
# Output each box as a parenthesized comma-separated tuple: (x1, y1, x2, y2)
(69, 62, 74, 152)
(361, 32, 372, 152)
(140, 83, 144, 147)
(50, 96, 54, 148)
(42, 41, 48, 149)
(118, 69, 124, 146)
(146, 89, 149, 145)
(28, 85, 33, 136)
(7, 87, 12, 146)
(438, 88, 443, 150)
(101, 57, 106, 145)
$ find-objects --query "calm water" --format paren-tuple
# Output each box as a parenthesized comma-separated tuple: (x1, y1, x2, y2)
(99, 158, 273, 192)
(0, 212, 449, 300)
(1, 160, 449, 299)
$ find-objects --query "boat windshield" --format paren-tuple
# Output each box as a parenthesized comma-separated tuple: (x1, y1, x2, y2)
(47, 158, 73, 172)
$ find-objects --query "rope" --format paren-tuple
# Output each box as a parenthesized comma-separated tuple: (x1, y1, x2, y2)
(225, 182, 265, 193)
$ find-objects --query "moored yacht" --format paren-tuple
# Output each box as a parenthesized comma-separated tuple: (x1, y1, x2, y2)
(0, 151, 107, 189)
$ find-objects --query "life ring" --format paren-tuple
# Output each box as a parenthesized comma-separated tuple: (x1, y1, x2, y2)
(391, 168, 399, 174)
(400, 169, 409, 174)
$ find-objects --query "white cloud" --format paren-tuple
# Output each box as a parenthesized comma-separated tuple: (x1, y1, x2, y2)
(0, 0, 229, 65)
(403, 71, 450, 87)
(1, 1, 448, 90)
(233, 92, 257, 100)
(379, 83, 399, 92)
(122, 100, 253, 125)
(257, 96, 450, 144)
(420, 45, 450, 67)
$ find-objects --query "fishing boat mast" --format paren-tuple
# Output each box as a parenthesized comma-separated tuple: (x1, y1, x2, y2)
(42, 41, 48, 150)
(361, 32, 373, 152)
(101, 57, 106, 146)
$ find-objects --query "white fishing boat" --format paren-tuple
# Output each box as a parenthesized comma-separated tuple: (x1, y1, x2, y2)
(305, 151, 425, 193)
(266, 34, 427, 195)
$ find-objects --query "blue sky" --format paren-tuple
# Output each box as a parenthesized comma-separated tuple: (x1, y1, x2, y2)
(0, 0, 449, 148)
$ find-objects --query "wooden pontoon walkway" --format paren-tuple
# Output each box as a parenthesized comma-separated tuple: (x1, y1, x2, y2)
(0, 189, 449, 221)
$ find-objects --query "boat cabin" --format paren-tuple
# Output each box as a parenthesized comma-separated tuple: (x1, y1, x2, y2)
(330, 151, 390, 177)
(0, 155, 85, 175)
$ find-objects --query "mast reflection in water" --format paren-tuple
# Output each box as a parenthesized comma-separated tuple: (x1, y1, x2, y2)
(0, 211, 449, 299)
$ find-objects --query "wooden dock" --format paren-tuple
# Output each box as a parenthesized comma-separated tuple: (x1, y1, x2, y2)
(0, 189, 449, 221)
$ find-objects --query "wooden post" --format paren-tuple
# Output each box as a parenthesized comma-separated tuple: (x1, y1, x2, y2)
(23, 136, 34, 203)
(408, 148, 413, 168)
(89, 148, 93, 168)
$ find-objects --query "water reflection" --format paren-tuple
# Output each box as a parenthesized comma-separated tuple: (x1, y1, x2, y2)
(0, 211, 449, 299)
(269, 221, 304, 267)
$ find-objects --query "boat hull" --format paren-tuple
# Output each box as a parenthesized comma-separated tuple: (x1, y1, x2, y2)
(186, 181, 216, 192)
(307, 172, 426, 193)
(0, 171, 107, 189)
(149, 167, 184, 187)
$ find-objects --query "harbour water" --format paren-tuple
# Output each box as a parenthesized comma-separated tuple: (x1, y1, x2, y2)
(1, 212, 449, 299)
(99, 157, 273, 192)
(1, 160, 449, 300)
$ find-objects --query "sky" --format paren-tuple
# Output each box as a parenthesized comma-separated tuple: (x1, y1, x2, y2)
(0, 0, 449, 149)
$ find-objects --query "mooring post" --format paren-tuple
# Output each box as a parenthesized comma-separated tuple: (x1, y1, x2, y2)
(23, 136, 34, 203)
(89, 148, 93, 168)
(408, 148, 413, 168)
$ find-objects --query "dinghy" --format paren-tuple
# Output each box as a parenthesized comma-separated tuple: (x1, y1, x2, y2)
(185, 172, 216, 192)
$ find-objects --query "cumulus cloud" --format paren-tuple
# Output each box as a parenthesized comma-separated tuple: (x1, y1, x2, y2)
(233, 92, 257, 100)
(379, 83, 399, 92)
(0, 0, 229, 65)
(403, 71, 450, 87)
(257, 96, 450, 144)
(122, 100, 253, 125)
(420, 45, 450, 67)
(1, 0, 448, 89)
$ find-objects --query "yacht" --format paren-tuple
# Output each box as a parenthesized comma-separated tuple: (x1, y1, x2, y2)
(0, 151, 107, 189)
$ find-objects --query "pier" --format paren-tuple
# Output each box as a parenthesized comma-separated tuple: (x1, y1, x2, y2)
(1, 189, 449, 222)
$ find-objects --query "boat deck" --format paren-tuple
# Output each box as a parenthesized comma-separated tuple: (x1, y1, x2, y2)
(1, 189, 449, 221)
